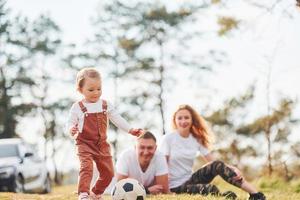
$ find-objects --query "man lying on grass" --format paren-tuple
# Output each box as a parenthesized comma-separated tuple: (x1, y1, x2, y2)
(115, 131, 170, 195)
(115, 131, 234, 198)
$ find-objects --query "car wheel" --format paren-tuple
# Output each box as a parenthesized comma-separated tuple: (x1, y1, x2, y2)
(42, 175, 51, 194)
(13, 175, 25, 193)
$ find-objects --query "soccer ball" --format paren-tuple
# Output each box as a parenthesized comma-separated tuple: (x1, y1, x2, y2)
(111, 178, 146, 200)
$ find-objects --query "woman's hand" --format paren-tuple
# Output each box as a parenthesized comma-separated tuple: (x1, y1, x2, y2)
(203, 153, 215, 162)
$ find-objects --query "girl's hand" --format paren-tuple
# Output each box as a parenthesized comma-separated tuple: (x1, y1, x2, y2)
(129, 128, 144, 137)
(70, 124, 79, 138)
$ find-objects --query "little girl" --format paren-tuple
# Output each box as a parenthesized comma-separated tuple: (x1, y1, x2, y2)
(68, 67, 143, 200)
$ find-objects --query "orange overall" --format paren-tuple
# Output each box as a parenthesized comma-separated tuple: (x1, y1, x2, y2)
(76, 100, 114, 195)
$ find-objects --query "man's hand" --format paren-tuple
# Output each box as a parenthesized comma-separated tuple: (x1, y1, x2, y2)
(148, 184, 163, 195)
(129, 128, 144, 137)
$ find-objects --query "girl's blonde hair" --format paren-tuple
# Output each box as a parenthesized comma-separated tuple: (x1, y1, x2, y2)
(76, 67, 101, 90)
(172, 104, 214, 149)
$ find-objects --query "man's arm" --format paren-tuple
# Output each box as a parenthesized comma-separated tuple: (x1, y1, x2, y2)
(149, 153, 170, 194)
(154, 174, 170, 194)
(146, 174, 169, 195)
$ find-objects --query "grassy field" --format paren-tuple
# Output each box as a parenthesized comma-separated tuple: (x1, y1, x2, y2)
(1, 177, 300, 200)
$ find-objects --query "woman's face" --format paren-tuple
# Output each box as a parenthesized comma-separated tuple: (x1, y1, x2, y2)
(174, 109, 192, 132)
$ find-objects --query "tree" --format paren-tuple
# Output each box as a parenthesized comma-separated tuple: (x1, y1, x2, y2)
(89, 0, 225, 135)
(31, 65, 72, 185)
(205, 86, 256, 167)
(205, 0, 299, 177)
(205, 86, 299, 179)
(234, 0, 299, 175)
(0, 1, 72, 184)
(0, 0, 61, 138)
(39, 99, 72, 184)
(236, 99, 298, 176)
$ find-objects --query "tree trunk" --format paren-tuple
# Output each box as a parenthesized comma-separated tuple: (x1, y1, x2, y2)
(0, 67, 15, 138)
(158, 41, 166, 135)
(51, 134, 62, 185)
(265, 124, 273, 176)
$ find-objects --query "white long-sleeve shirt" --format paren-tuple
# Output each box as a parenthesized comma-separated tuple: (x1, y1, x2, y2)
(67, 99, 131, 133)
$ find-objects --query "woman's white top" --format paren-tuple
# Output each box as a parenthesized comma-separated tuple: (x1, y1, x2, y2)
(159, 132, 210, 189)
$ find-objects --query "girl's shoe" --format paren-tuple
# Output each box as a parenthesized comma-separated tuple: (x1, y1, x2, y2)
(78, 192, 89, 200)
(89, 191, 103, 200)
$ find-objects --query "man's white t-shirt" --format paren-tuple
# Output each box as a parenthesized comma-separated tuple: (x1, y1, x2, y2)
(159, 132, 210, 189)
(116, 148, 168, 188)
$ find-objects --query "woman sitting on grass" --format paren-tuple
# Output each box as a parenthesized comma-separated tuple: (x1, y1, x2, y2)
(159, 104, 266, 200)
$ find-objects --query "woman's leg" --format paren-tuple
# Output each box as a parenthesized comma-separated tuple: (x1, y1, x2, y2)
(170, 183, 220, 195)
(187, 160, 243, 187)
(182, 160, 266, 199)
(240, 181, 258, 193)
(187, 160, 264, 196)
(171, 182, 238, 199)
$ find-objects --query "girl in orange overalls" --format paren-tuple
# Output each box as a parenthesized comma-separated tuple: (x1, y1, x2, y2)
(68, 67, 143, 200)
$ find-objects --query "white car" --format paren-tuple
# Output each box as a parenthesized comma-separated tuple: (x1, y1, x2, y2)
(0, 138, 51, 193)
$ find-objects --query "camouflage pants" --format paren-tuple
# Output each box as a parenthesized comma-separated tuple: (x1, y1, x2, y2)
(170, 160, 243, 195)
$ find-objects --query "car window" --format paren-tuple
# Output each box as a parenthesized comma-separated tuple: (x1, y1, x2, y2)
(0, 144, 19, 158)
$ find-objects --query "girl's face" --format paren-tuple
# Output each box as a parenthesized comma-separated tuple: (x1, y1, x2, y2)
(79, 77, 102, 103)
(174, 109, 192, 132)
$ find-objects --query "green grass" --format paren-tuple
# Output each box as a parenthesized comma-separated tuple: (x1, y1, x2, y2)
(1, 177, 300, 199)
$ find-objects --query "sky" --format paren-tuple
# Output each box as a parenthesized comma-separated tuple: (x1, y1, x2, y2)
(5, 0, 300, 171)
(6, 0, 300, 102)
(6, 0, 98, 44)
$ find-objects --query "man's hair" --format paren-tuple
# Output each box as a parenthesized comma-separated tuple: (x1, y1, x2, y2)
(138, 131, 156, 142)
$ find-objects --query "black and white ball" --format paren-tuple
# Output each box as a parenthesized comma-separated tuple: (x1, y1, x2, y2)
(111, 178, 146, 200)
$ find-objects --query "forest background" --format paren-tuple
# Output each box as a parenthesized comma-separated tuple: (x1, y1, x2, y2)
(1, 0, 300, 185)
